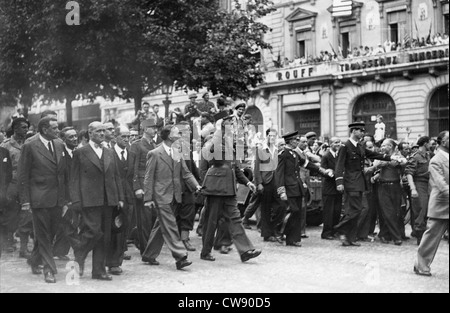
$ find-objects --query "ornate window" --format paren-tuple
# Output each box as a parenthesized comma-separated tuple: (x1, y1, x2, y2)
(285, 8, 318, 59)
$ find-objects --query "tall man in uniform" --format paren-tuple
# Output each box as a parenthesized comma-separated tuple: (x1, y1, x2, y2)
(18, 117, 69, 283)
(130, 119, 159, 253)
(200, 119, 261, 262)
(142, 125, 202, 270)
(71, 122, 125, 281)
(276, 131, 333, 247)
(0, 147, 12, 257)
(334, 122, 395, 247)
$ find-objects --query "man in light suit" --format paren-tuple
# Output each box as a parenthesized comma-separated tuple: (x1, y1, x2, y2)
(71, 122, 125, 281)
(18, 117, 69, 283)
(415, 130, 449, 276)
(142, 125, 202, 270)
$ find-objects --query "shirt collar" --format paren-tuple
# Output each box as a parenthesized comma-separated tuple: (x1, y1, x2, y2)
(39, 134, 51, 148)
(114, 144, 126, 155)
(330, 150, 338, 157)
(349, 137, 359, 147)
(162, 142, 171, 156)
(89, 140, 103, 150)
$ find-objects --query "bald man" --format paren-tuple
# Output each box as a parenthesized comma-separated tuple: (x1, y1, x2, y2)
(320, 137, 343, 240)
(71, 122, 125, 281)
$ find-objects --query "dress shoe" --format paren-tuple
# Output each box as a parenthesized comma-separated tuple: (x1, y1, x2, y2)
(322, 235, 335, 240)
(44, 272, 56, 284)
(402, 236, 410, 241)
(31, 265, 43, 275)
(394, 240, 403, 246)
(142, 257, 160, 266)
(92, 273, 113, 281)
(240, 249, 262, 262)
(220, 246, 230, 254)
(200, 253, 216, 262)
(75, 260, 85, 277)
(286, 242, 302, 247)
(263, 236, 278, 242)
(176, 258, 192, 270)
(108, 267, 123, 275)
(123, 253, 131, 261)
(414, 266, 432, 277)
(379, 237, 391, 244)
(301, 234, 309, 239)
(349, 241, 361, 247)
(19, 250, 31, 259)
(183, 240, 196, 252)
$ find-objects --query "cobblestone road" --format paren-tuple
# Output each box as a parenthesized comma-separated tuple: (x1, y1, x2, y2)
(0, 224, 448, 293)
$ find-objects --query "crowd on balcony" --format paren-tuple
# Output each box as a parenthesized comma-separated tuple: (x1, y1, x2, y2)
(275, 32, 449, 69)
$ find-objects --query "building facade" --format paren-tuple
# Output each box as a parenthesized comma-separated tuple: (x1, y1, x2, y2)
(251, 0, 449, 141)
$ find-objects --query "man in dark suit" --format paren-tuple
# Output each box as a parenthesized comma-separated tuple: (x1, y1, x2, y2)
(200, 119, 261, 262)
(53, 127, 79, 260)
(334, 121, 395, 247)
(276, 131, 333, 247)
(106, 126, 134, 275)
(130, 119, 159, 254)
(320, 137, 342, 240)
(142, 125, 202, 270)
(71, 122, 125, 281)
(18, 117, 69, 283)
(0, 147, 13, 258)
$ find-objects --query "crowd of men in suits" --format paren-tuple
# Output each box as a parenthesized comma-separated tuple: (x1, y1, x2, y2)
(0, 93, 448, 283)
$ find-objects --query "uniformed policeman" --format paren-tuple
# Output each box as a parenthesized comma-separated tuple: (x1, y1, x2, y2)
(275, 131, 333, 247)
(334, 121, 395, 247)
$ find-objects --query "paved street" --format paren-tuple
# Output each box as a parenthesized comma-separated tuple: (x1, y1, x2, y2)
(0, 223, 448, 293)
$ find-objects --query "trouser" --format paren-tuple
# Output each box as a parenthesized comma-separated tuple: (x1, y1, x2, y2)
(357, 192, 378, 239)
(0, 215, 6, 257)
(411, 180, 429, 237)
(281, 197, 303, 244)
(142, 201, 187, 262)
(260, 180, 284, 239)
(334, 191, 363, 243)
(243, 192, 261, 221)
(134, 197, 157, 254)
(416, 218, 449, 273)
(202, 196, 254, 257)
(28, 207, 61, 275)
(214, 216, 233, 249)
(322, 194, 343, 238)
(107, 205, 130, 268)
(377, 183, 403, 242)
(176, 191, 196, 241)
(76, 206, 113, 276)
(52, 209, 74, 257)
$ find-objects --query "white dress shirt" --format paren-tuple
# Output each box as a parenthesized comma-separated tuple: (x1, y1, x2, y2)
(39, 134, 54, 153)
(114, 144, 127, 161)
(89, 140, 103, 159)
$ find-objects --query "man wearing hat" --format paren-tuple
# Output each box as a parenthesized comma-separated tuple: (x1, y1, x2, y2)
(184, 93, 201, 121)
(275, 131, 333, 247)
(129, 118, 160, 255)
(334, 121, 396, 247)
(305, 132, 317, 154)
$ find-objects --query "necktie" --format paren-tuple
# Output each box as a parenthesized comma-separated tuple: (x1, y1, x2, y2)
(121, 150, 126, 163)
(48, 142, 54, 159)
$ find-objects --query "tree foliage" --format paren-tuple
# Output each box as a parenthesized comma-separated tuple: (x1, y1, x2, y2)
(0, 0, 275, 122)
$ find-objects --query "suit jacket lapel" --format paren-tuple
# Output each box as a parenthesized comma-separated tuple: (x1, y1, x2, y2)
(85, 145, 103, 172)
(55, 142, 63, 166)
(36, 140, 56, 164)
(104, 148, 112, 172)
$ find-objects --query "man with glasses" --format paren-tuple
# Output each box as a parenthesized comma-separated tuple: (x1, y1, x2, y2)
(334, 122, 395, 247)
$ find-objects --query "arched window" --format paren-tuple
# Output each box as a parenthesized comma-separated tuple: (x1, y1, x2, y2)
(245, 106, 264, 129)
(352, 92, 397, 140)
(429, 85, 449, 136)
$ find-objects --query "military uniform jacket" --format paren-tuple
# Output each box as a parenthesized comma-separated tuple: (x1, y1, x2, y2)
(275, 147, 319, 198)
(335, 139, 390, 192)
(1, 136, 23, 184)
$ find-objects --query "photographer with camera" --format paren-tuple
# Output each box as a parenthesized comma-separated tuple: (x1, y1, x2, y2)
(131, 102, 152, 134)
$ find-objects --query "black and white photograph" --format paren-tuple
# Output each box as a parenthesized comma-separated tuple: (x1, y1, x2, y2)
(0, 0, 448, 297)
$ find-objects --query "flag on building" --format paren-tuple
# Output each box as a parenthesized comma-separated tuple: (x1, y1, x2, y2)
(331, 0, 353, 17)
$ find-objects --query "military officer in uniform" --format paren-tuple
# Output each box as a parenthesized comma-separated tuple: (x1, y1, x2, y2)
(334, 122, 395, 247)
(200, 119, 261, 263)
(275, 131, 333, 247)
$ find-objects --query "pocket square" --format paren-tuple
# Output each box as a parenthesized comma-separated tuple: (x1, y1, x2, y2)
(2, 158, 7, 162)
